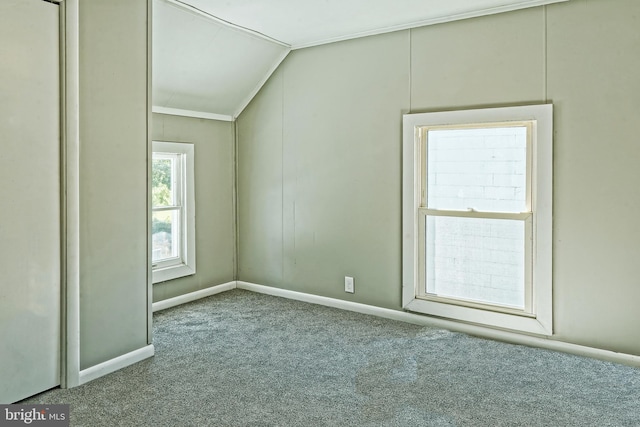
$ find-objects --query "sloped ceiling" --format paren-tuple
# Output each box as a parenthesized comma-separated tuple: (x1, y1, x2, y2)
(153, 0, 569, 120)
(153, 0, 289, 120)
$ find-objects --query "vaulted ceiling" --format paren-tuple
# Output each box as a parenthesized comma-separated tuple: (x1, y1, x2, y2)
(152, 0, 568, 121)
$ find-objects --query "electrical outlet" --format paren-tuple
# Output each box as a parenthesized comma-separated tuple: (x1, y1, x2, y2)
(345, 276, 354, 293)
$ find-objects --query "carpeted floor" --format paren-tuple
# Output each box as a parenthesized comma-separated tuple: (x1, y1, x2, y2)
(24, 289, 640, 426)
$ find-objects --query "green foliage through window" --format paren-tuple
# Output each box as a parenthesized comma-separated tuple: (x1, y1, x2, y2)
(152, 158, 172, 207)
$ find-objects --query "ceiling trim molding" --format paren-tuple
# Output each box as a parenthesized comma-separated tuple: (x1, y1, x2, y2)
(233, 47, 291, 119)
(291, 0, 569, 49)
(152, 106, 234, 122)
(163, 0, 291, 48)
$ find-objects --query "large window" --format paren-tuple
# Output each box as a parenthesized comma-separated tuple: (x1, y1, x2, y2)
(152, 141, 195, 283)
(402, 105, 552, 335)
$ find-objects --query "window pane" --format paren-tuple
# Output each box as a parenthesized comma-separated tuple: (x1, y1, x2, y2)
(152, 210, 180, 262)
(427, 127, 527, 212)
(152, 157, 175, 207)
(425, 215, 525, 309)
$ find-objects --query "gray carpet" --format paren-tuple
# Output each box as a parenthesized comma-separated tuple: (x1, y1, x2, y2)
(24, 289, 640, 426)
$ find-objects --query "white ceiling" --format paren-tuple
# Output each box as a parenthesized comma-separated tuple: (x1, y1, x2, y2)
(153, 0, 289, 120)
(178, 0, 567, 49)
(153, 0, 568, 120)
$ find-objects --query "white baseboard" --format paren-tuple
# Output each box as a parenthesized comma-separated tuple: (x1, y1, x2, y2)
(146, 279, 640, 367)
(236, 281, 640, 368)
(152, 281, 237, 312)
(79, 345, 155, 385)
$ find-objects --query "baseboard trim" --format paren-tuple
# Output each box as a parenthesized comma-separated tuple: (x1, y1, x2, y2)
(152, 281, 237, 312)
(236, 281, 640, 368)
(79, 344, 155, 385)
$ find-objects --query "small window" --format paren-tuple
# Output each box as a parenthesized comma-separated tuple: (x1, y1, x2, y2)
(402, 105, 552, 335)
(152, 141, 195, 283)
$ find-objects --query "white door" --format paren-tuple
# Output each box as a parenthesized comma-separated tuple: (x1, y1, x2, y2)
(0, 0, 61, 403)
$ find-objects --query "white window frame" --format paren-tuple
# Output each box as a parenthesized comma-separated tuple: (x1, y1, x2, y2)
(402, 105, 553, 335)
(152, 141, 196, 283)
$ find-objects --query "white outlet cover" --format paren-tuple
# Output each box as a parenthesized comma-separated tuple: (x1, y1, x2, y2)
(345, 276, 355, 293)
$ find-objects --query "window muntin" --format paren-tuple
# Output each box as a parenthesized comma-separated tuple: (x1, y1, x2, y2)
(402, 105, 553, 335)
(152, 141, 195, 283)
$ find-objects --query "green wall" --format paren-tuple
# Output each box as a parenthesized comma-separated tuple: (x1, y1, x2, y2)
(237, 0, 640, 356)
(239, 31, 410, 309)
(78, 0, 150, 369)
(151, 113, 236, 302)
(546, 0, 640, 355)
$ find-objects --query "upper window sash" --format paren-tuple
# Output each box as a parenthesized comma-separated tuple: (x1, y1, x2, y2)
(419, 121, 533, 215)
(152, 151, 183, 209)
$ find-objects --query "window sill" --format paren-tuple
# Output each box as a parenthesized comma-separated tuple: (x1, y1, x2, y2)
(152, 263, 195, 284)
(404, 297, 552, 336)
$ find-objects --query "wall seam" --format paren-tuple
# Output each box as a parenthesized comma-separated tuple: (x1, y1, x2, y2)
(409, 28, 413, 112)
(543, 5, 548, 102)
(59, 0, 69, 388)
(281, 64, 286, 285)
(233, 119, 239, 281)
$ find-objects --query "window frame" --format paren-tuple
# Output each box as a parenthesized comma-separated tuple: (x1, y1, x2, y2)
(152, 141, 196, 284)
(402, 105, 553, 335)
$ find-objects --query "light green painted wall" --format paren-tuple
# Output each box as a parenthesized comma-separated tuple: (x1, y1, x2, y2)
(152, 113, 235, 302)
(78, 0, 149, 370)
(237, 68, 285, 286)
(237, 0, 640, 356)
(239, 31, 410, 309)
(546, 0, 640, 356)
(410, 7, 546, 110)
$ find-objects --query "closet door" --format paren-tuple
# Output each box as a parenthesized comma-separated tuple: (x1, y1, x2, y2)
(0, 0, 61, 403)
